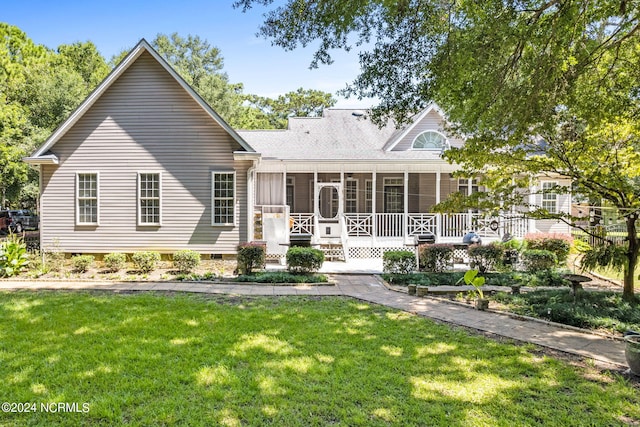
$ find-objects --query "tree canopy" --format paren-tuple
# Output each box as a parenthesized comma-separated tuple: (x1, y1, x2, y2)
(236, 0, 640, 300)
(0, 24, 110, 207)
(0, 25, 336, 209)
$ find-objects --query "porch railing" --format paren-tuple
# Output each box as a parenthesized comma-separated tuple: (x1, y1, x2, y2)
(254, 206, 529, 240)
(290, 213, 314, 235)
(289, 211, 530, 240)
(344, 212, 530, 239)
(376, 213, 404, 237)
(344, 214, 373, 236)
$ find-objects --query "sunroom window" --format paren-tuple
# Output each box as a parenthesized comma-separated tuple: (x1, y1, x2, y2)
(412, 131, 446, 150)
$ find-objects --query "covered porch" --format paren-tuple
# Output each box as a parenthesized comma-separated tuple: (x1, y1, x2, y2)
(250, 168, 530, 259)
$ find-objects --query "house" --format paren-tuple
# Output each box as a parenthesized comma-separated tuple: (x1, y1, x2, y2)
(25, 39, 571, 259)
(238, 109, 571, 260)
(24, 39, 259, 255)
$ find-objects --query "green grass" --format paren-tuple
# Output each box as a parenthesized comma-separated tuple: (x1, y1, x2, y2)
(592, 265, 639, 282)
(493, 289, 640, 334)
(1, 292, 639, 426)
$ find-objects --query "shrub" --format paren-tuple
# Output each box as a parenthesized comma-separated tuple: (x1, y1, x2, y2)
(236, 272, 328, 283)
(521, 249, 557, 272)
(71, 255, 94, 273)
(132, 251, 161, 273)
(173, 250, 201, 273)
(104, 252, 127, 272)
(492, 289, 640, 333)
(383, 250, 416, 274)
(0, 233, 29, 277)
(468, 243, 504, 273)
(237, 242, 266, 275)
(286, 247, 324, 274)
(524, 233, 572, 264)
(44, 238, 64, 272)
(419, 244, 453, 272)
(501, 238, 525, 252)
(526, 270, 568, 287)
(381, 273, 432, 286)
(424, 271, 465, 285)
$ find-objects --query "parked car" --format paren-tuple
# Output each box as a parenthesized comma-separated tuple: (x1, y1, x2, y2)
(0, 209, 39, 233)
(0, 210, 11, 233)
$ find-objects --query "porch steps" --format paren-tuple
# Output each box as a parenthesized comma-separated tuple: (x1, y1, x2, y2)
(319, 243, 345, 262)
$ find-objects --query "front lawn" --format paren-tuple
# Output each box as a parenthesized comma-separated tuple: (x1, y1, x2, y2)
(1, 292, 638, 426)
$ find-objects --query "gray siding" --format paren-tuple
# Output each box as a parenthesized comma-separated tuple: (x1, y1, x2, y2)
(40, 52, 250, 254)
(391, 110, 465, 151)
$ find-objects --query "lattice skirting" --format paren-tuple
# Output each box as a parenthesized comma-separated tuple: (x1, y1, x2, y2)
(348, 247, 416, 259)
(348, 246, 469, 261)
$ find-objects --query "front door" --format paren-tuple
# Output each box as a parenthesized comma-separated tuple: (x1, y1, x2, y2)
(316, 182, 342, 237)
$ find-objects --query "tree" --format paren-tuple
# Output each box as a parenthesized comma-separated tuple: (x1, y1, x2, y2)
(151, 33, 248, 128)
(246, 88, 336, 128)
(0, 24, 109, 208)
(236, 1, 640, 300)
(151, 33, 336, 129)
(57, 41, 110, 90)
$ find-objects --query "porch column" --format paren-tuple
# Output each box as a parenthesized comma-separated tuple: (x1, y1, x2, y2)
(404, 171, 409, 242)
(436, 171, 441, 240)
(528, 182, 537, 233)
(247, 165, 256, 241)
(467, 178, 473, 231)
(313, 169, 319, 241)
(372, 171, 377, 244)
(283, 171, 288, 210)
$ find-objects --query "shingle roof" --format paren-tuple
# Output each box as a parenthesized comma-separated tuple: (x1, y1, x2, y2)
(238, 109, 444, 161)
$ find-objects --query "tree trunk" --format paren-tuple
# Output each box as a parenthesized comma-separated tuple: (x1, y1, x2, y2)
(624, 214, 639, 302)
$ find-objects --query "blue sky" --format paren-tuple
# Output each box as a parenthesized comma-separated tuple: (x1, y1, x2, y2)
(3, 0, 373, 107)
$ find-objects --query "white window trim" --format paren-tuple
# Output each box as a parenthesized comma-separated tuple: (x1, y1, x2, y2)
(212, 171, 236, 226)
(383, 176, 404, 213)
(137, 172, 162, 226)
(542, 181, 558, 214)
(286, 175, 295, 211)
(365, 179, 373, 213)
(345, 178, 358, 213)
(76, 172, 99, 225)
(411, 130, 447, 151)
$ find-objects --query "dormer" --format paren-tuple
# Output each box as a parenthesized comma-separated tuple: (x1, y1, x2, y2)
(383, 103, 461, 153)
(411, 130, 448, 151)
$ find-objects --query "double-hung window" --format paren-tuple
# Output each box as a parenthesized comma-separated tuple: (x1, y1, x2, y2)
(138, 173, 161, 225)
(542, 181, 558, 213)
(212, 171, 235, 226)
(365, 180, 373, 213)
(345, 179, 358, 213)
(76, 173, 99, 225)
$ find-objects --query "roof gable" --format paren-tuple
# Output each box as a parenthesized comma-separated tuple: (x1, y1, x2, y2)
(383, 103, 450, 151)
(27, 39, 254, 162)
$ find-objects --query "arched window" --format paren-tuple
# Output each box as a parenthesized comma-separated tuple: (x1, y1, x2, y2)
(412, 131, 446, 150)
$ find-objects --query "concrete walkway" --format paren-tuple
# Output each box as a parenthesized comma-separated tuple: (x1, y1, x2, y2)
(0, 275, 627, 368)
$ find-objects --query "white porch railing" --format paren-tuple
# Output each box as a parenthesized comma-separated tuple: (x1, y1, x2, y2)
(344, 214, 373, 236)
(290, 213, 314, 234)
(343, 212, 529, 239)
(441, 213, 474, 237)
(286, 211, 530, 240)
(407, 213, 438, 236)
(376, 213, 404, 237)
